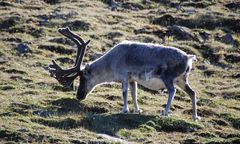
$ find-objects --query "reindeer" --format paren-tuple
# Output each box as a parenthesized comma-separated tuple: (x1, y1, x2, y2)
(49, 27, 200, 120)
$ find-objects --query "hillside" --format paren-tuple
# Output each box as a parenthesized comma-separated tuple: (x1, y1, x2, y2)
(0, 0, 240, 143)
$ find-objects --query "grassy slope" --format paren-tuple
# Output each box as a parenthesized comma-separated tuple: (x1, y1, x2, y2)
(0, 0, 240, 143)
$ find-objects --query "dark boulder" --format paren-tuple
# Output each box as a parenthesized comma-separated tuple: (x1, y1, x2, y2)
(167, 25, 195, 41)
(16, 43, 31, 54)
(218, 33, 235, 45)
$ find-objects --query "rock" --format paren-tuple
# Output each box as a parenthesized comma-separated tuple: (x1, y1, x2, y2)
(225, 53, 240, 63)
(0, 16, 22, 29)
(152, 14, 176, 26)
(168, 25, 195, 41)
(33, 110, 54, 117)
(16, 43, 30, 54)
(219, 33, 235, 45)
(199, 31, 210, 42)
(0, 56, 7, 64)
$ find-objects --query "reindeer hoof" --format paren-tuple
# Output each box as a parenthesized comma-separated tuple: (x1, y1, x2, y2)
(160, 111, 168, 116)
(160, 111, 172, 116)
(193, 116, 201, 121)
(122, 109, 129, 114)
(133, 109, 143, 114)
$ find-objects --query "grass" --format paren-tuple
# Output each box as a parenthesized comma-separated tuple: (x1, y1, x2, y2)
(0, 0, 240, 143)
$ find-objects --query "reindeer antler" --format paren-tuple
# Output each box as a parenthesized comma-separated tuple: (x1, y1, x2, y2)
(49, 27, 90, 89)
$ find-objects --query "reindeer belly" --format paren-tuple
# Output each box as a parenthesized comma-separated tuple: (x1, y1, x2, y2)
(133, 77, 166, 91)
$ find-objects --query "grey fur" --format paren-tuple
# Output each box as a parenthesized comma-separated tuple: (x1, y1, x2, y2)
(77, 41, 200, 120)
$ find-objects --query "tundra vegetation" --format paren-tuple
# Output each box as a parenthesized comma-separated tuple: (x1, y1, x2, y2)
(0, 0, 240, 143)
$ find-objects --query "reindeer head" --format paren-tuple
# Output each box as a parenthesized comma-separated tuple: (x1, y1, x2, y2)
(48, 27, 93, 100)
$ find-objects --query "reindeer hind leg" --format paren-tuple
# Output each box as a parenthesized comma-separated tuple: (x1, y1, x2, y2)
(176, 75, 200, 120)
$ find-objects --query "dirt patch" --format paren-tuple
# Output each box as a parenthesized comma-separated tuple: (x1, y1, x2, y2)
(183, 107, 219, 117)
(0, 1, 15, 7)
(134, 25, 166, 38)
(3, 69, 27, 74)
(221, 113, 240, 129)
(197, 98, 216, 107)
(38, 45, 75, 55)
(31, 117, 81, 129)
(0, 85, 15, 90)
(225, 53, 240, 63)
(106, 94, 120, 101)
(3, 37, 22, 43)
(55, 57, 74, 64)
(63, 20, 91, 31)
(10, 75, 33, 83)
(51, 85, 74, 92)
(43, 0, 61, 5)
(210, 119, 229, 126)
(49, 37, 75, 46)
(105, 31, 123, 39)
(181, 138, 200, 144)
(162, 103, 184, 111)
(182, 1, 214, 8)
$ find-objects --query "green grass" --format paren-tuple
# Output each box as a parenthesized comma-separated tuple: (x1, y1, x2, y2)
(0, 0, 240, 143)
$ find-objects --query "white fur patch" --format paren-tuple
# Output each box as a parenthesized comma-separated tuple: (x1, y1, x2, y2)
(133, 76, 166, 91)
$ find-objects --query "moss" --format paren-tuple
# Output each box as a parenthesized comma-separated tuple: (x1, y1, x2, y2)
(139, 124, 156, 132)
(150, 117, 203, 132)
(0, 85, 15, 90)
(31, 117, 81, 129)
(206, 137, 240, 144)
(0, 128, 24, 142)
(221, 113, 240, 129)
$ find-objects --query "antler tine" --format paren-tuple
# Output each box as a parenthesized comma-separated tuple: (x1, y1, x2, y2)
(58, 27, 91, 67)
(62, 27, 86, 45)
(58, 27, 82, 67)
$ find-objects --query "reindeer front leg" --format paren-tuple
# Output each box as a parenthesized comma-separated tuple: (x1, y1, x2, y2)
(129, 81, 143, 113)
(122, 79, 129, 113)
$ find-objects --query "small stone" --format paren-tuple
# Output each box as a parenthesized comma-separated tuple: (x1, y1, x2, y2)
(220, 33, 235, 45)
(199, 31, 210, 42)
(0, 56, 6, 64)
(17, 43, 30, 54)
(33, 110, 53, 117)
